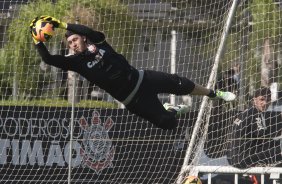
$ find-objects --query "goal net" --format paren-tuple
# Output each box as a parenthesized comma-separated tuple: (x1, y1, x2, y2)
(176, 0, 282, 183)
(1, 0, 282, 184)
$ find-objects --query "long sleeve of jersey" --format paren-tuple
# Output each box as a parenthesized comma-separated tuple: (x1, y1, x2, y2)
(35, 23, 107, 70)
(35, 42, 80, 71)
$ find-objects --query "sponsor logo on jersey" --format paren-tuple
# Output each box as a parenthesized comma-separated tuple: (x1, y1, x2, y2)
(255, 117, 266, 130)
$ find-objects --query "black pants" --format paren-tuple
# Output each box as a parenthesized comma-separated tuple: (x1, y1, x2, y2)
(126, 70, 195, 130)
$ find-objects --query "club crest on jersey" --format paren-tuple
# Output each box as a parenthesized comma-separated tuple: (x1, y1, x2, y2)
(255, 117, 266, 130)
(87, 44, 97, 53)
(86, 48, 105, 68)
(233, 118, 242, 126)
(79, 111, 115, 173)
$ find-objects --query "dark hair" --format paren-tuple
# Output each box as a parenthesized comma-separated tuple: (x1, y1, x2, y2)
(254, 87, 271, 98)
(65, 30, 76, 38)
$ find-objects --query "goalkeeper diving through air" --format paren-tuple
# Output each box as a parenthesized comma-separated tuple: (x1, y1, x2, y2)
(30, 16, 236, 130)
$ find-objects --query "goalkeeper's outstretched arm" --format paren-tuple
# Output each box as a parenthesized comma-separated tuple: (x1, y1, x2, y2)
(30, 16, 83, 71)
(35, 42, 73, 70)
(39, 15, 105, 44)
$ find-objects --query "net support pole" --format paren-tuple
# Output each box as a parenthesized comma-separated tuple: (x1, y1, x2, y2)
(261, 175, 265, 184)
(176, 1, 239, 183)
(68, 17, 80, 184)
(12, 75, 18, 100)
(170, 30, 176, 105)
(68, 72, 76, 184)
(68, 73, 76, 184)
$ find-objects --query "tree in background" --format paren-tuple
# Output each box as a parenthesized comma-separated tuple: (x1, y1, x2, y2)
(248, 0, 281, 91)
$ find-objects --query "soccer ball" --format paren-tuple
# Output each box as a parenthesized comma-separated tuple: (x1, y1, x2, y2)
(183, 176, 202, 184)
(31, 19, 54, 42)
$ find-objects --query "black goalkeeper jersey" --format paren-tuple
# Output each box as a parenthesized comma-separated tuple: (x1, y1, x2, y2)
(227, 107, 282, 168)
(35, 24, 140, 103)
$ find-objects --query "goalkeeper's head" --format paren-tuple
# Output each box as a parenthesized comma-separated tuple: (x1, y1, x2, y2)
(253, 87, 271, 112)
(65, 30, 87, 54)
(65, 30, 75, 39)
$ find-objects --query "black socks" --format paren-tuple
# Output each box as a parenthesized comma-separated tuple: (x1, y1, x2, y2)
(207, 89, 216, 98)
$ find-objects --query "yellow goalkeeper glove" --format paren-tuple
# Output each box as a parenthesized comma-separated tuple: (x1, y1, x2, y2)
(29, 17, 40, 44)
(39, 15, 67, 29)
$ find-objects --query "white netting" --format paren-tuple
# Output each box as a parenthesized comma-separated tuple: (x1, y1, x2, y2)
(178, 0, 282, 183)
(2, 0, 282, 184)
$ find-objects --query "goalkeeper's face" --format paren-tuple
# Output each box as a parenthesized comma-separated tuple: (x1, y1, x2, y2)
(253, 95, 271, 112)
(67, 34, 87, 54)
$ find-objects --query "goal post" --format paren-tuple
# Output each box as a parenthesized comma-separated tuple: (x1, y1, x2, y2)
(176, 0, 240, 183)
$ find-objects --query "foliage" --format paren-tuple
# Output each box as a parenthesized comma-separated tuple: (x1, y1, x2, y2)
(250, 0, 280, 44)
(248, 0, 281, 89)
(221, 32, 241, 71)
(221, 0, 282, 94)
